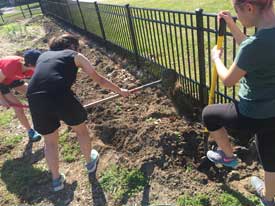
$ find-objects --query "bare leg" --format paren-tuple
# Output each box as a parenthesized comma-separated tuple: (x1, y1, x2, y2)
(4, 93, 31, 131)
(264, 171, 275, 201)
(44, 129, 60, 180)
(71, 122, 91, 163)
(14, 83, 28, 95)
(209, 127, 234, 157)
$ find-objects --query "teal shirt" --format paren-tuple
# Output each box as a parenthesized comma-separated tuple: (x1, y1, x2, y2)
(235, 28, 275, 119)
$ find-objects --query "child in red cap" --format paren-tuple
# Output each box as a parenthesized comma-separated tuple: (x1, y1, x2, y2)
(0, 49, 42, 142)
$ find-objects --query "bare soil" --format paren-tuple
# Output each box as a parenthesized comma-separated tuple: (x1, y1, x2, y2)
(0, 16, 263, 206)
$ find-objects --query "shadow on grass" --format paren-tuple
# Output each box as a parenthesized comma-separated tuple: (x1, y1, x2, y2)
(1, 144, 77, 206)
(112, 161, 155, 206)
(221, 184, 257, 206)
(89, 172, 107, 206)
(140, 161, 155, 206)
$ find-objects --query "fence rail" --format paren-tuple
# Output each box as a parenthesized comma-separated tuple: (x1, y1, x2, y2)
(0, 1, 41, 24)
(40, 0, 254, 106)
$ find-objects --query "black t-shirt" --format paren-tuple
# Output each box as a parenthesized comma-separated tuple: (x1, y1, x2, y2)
(27, 50, 78, 96)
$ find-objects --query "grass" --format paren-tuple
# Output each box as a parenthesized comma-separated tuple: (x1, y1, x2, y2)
(1, 3, 42, 25)
(71, 0, 244, 101)
(59, 129, 81, 163)
(2, 134, 24, 146)
(217, 192, 260, 206)
(184, 163, 193, 173)
(0, 109, 13, 126)
(0, 158, 49, 197)
(0, 22, 28, 40)
(99, 165, 148, 201)
(48, 0, 252, 102)
(174, 131, 181, 140)
(0, 19, 46, 55)
(98, 0, 234, 13)
(176, 191, 260, 206)
(219, 184, 261, 206)
(115, 103, 122, 112)
(177, 193, 210, 206)
(145, 117, 157, 123)
(217, 193, 243, 206)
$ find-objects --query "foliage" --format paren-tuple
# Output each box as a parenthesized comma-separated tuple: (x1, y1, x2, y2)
(59, 129, 81, 163)
(177, 194, 210, 206)
(98, 0, 233, 13)
(0, 109, 13, 126)
(0, 159, 49, 196)
(0, 23, 28, 40)
(100, 165, 148, 201)
(2, 134, 24, 146)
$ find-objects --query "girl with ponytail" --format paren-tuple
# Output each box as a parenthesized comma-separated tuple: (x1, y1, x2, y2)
(202, 1, 275, 205)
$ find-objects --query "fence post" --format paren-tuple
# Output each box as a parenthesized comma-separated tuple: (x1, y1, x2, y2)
(26, 1, 33, 17)
(38, 0, 45, 15)
(76, 0, 87, 30)
(64, 0, 74, 25)
(19, 1, 26, 18)
(94, 2, 106, 41)
(125, 4, 139, 67)
(195, 8, 207, 106)
(0, 12, 4, 23)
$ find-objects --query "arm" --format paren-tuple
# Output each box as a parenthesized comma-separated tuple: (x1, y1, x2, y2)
(219, 11, 247, 45)
(74, 53, 129, 97)
(212, 46, 246, 87)
(0, 70, 6, 82)
(0, 70, 10, 107)
(214, 59, 246, 87)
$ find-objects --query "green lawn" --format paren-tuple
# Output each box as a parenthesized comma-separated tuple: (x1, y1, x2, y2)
(1, 3, 42, 25)
(75, 0, 240, 102)
(98, 0, 235, 13)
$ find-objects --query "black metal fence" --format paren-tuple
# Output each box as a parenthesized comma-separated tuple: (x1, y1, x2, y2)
(14, 0, 41, 6)
(40, 0, 253, 106)
(0, 1, 41, 24)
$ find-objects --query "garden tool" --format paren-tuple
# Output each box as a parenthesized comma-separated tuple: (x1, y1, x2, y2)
(198, 18, 226, 172)
(84, 68, 178, 109)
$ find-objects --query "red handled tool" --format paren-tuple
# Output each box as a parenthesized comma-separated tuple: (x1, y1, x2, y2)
(84, 79, 162, 109)
(0, 102, 29, 109)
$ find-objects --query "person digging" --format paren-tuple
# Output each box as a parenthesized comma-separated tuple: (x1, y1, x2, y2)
(0, 50, 42, 142)
(27, 33, 130, 192)
(202, 0, 275, 205)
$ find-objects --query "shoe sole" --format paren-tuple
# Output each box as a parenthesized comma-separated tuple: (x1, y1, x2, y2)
(207, 157, 238, 168)
(53, 184, 64, 192)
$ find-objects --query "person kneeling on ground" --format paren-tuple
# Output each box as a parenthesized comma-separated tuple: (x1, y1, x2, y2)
(0, 50, 42, 142)
(202, 0, 275, 205)
(27, 33, 130, 192)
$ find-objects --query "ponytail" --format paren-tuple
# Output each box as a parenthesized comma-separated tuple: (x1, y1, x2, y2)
(234, 0, 273, 10)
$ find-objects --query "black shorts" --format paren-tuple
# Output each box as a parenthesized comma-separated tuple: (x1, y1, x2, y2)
(27, 91, 87, 135)
(0, 80, 25, 94)
(202, 102, 275, 172)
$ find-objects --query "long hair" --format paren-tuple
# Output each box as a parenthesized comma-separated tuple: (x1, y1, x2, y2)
(233, 0, 273, 10)
(48, 33, 80, 51)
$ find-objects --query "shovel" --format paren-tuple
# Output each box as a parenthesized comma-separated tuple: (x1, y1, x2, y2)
(84, 68, 178, 109)
(198, 18, 226, 172)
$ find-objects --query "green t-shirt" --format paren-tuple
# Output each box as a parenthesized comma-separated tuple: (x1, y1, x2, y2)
(235, 28, 275, 119)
